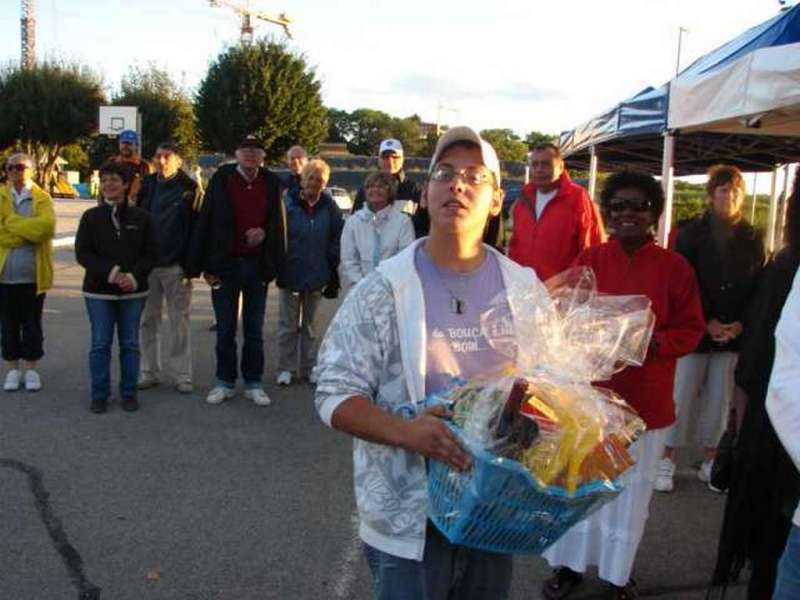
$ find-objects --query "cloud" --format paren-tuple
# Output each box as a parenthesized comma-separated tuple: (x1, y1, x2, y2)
(388, 75, 565, 103)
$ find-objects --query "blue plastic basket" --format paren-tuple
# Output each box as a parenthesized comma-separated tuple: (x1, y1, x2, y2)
(428, 425, 623, 555)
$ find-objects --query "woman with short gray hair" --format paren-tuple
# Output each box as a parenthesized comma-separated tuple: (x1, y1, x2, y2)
(340, 171, 415, 290)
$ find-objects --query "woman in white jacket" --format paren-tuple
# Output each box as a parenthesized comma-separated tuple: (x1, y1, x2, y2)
(340, 172, 415, 290)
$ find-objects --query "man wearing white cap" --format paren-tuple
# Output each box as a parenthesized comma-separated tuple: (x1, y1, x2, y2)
(315, 126, 548, 598)
(353, 138, 426, 237)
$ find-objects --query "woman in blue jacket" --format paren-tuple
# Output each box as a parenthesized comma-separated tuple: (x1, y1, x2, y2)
(275, 159, 343, 386)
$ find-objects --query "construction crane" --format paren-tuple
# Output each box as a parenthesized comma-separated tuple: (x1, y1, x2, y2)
(21, 0, 35, 69)
(209, 0, 293, 44)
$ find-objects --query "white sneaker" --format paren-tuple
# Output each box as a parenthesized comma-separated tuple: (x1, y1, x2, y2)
(307, 369, 318, 385)
(24, 370, 41, 392)
(276, 371, 292, 386)
(206, 385, 235, 405)
(137, 372, 159, 390)
(654, 458, 676, 493)
(244, 387, 272, 406)
(3, 369, 21, 392)
(698, 459, 713, 483)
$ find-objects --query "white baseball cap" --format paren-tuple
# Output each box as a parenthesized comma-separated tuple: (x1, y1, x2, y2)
(429, 126, 501, 186)
(379, 138, 404, 156)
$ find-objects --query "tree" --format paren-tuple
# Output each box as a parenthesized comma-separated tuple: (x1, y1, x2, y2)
(114, 65, 198, 160)
(326, 108, 351, 144)
(0, 61, 105, 186)
(325, 108, 427, 156)
(344, 108, 396, 156)
(524, 130, 558, 149)
(196, 39, 327, 162)
(479, 129, 528, 162)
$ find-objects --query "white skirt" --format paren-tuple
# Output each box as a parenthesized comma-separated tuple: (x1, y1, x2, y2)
(541, 428, 668, 587)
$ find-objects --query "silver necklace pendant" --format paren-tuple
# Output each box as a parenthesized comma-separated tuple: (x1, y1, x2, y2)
(450, 296, 465, 315)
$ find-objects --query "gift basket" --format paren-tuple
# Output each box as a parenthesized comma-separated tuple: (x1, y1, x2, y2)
(426, 267, 655, 554)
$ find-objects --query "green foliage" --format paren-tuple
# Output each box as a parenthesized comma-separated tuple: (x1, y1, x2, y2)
(479, 129, 528, 162)
(326, 108, 350, 143)
(524, 130, 558, 148)
(0, 61, 105, 186)
(196, 39, 327, 162)
(114, 65, 198, 160)
(59, 142, 90, 177)
(325, 108, 428, 156)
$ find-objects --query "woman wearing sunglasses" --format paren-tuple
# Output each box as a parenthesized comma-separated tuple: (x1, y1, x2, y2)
(541, 172, 706, 600)
(0, 154, 56, 392)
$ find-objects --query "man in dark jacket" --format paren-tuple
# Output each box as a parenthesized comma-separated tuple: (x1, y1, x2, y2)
(188, 134, 286, 407)
(137, 142, 202, 394)
(283, 145, 308, 193)
(352, 139, 427, 237)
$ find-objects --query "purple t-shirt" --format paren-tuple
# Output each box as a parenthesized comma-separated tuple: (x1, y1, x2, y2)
(415, 246, 515, 396)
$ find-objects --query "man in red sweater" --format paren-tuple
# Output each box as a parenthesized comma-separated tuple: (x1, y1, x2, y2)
(508, 144, 604, 281)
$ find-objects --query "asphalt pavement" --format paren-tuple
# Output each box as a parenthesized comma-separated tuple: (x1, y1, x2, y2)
(0, 248, 749, 600)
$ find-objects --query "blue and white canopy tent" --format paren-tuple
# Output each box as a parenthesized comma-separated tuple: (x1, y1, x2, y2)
(559, 4, 800, 249)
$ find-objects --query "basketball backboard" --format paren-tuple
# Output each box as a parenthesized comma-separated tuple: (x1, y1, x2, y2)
(99, 106, 138, 136)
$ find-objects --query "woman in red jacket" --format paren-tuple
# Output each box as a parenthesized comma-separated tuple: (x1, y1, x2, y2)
(541, 171, 706, 600)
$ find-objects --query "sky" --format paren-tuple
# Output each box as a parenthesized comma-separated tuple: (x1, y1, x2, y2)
(0, 0, 788, 139)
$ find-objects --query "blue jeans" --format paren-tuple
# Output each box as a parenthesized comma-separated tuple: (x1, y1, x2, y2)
(774, 525, 800, 599)
(85, 297, 146, 402)
(211, 257, 267, 387)
(363, 524, 512, 600)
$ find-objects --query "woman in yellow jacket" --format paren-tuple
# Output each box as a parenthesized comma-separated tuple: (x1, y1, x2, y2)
(0, 153, 55, 392)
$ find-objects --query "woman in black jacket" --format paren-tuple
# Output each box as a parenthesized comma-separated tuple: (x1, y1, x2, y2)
(708, 168, 800, 599)
(75, 162, 157, 413)
(656, 165, 765, 493)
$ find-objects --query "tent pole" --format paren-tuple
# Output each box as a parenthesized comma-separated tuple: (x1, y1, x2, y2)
(767, 166, 780, 252)
(750, 172, 758, 223)
(777, 165, 792, 248)
(588, 145, 598, 199)
(657, 133, 675, 246)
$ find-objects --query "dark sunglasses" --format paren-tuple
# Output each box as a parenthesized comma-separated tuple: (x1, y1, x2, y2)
(6, 164, 28, 172)
(607, 196, 652, 212)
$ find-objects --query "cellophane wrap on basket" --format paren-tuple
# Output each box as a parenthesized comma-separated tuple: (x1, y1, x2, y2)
(426, 267, 655, 555)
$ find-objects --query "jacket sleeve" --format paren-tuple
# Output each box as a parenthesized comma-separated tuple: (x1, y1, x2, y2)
(315, 275, 386, 426)
(0, 228, 27, 248)
(75, 212, 116, 280)
(339, 219, 363, 286)
(652, 258, 706, 359)
(129, 214, 159, 287)
(180, 180, 204, 272)
(767, 270, 800, 474)
(577, 191, 604, 251)
(185, 179, 212, 277)
(327, 202, 344, 274)
(5, 194, 55, 243)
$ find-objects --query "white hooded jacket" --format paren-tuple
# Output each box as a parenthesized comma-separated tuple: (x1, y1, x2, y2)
(315, 239, 548, 560)
(339, 204, 415, 289)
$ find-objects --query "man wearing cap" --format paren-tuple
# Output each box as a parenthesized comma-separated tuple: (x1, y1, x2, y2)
(111, 130, 153, 203)
(136, 142, 202, 394)
(353, 138, 427, 238)
(315, 126, 548, 597)
(508, 143, 604, 281)
(188, 134, 285, 407)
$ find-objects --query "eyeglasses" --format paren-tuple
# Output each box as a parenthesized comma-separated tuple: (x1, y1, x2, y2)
(607, 196, 652, 212)
(430, 164, 494, 187)
(6, 164, 28, 172)
(380, 153, 402, 160)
